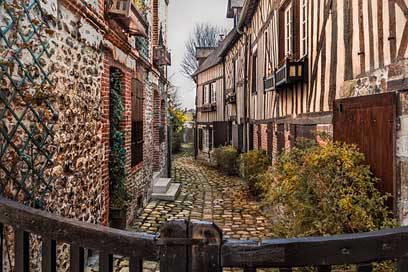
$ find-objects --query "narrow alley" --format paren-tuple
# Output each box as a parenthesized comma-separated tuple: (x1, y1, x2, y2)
(132, 145, 273, 240)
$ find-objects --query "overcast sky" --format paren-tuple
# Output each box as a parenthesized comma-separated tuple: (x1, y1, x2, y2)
(168, 0, 233, 109)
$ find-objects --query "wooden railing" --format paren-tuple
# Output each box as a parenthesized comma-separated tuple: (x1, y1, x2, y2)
(1, 197, 408, 271)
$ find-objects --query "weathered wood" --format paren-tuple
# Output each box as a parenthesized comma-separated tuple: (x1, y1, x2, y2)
(316, 266, 330, 272)
(0, 197, 158, 260)
(397, 258, 408, 272)
(0, 223, 3, 272)
(190, 221, 222, 272)
(357, 263, 373, 272)
(343, 0, 353, 80)
(15, 229, 29, 272)
(221, 226, 408, 267)
(129, 257, 143, 272)
(70, 245, 84, 272)
(334, 93, 397, 209)
(159, 220, 188, 272)
(42, 238, 57, 272)
(99, 252, 113, 272)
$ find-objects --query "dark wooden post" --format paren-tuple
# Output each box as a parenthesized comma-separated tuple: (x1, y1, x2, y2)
(0, 223, 3, 272)
(15, 229, 29, 272)
(397, 258, 408, 272)
(159, 220, 189, 272)
(190, 221, 222, 272)
(42, 238, 57, 272)
(70, 245, 84, 272)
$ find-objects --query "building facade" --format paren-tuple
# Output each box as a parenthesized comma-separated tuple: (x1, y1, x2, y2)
(194, 0, 408, 223)
(0, 0, 171, 234)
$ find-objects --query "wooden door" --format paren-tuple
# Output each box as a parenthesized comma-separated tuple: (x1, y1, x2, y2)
(333, 92, 397, 209)
(213, 122, 228, 148)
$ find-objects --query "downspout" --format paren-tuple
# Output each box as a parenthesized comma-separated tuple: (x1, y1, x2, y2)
(237, 20, 249, 152)
(194, 82, 198, 160)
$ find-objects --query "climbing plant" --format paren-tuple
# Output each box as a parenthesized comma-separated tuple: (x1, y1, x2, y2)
(109, 68, 129, 209)
(0, 0, 57, 208)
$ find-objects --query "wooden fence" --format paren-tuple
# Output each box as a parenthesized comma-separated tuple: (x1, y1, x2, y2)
(1, 197, 408, 271)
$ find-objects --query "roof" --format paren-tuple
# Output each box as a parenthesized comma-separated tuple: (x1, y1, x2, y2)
(192, 28, 239, 77)
(192, 0, 261, 77)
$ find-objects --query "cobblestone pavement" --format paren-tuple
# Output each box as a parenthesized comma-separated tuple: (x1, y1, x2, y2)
(87, 150, 275, 272)
(131, 153, 273, 240)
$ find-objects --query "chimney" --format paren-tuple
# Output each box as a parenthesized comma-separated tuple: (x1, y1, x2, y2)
(218, 33, 225, 46)
(195, 47, 215, 66)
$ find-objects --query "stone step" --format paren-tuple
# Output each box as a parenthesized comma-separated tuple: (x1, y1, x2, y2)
(153, 178, 172, 194)
(153, 171, 161, 183)
(151, 183, 181, 201)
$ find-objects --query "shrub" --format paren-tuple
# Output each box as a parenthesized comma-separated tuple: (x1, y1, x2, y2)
(239, 150, 270, 196)
(213, 146, 239, 175)
(259, 141, 397, 239)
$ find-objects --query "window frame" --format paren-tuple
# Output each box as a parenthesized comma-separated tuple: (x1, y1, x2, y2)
(284, 3, 293, 57)
(300, 0, 308, 57)
(210, 82, 216, 103)
(203, 84, 210, 105)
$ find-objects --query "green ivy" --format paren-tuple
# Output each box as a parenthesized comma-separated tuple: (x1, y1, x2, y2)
(109, 69, 129, 209)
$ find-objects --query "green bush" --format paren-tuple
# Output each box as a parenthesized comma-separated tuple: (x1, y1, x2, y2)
(239, 150, 270, 196)
(213, 146, 239, 175)
(259, 141, 397, 238)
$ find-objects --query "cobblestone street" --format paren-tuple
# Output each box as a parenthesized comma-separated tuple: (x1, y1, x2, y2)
(131, 148, 273, 240)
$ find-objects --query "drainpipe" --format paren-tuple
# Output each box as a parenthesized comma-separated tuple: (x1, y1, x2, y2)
(237, 24, 249, 152)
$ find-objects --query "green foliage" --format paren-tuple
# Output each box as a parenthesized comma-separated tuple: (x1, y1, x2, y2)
(213, 146, 239, 176)
(170, 108, 187, 153)
(109, 69, 129, 209)
(239, 150, 270, 196)
(260, 141, 397, 239)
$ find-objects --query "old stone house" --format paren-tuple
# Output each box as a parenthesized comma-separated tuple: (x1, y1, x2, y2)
(194, 0, 408, 223)
(0, 0, 172, 238)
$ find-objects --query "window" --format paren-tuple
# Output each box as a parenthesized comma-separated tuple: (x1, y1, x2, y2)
(284, 4, 293, 57)
(251, 53, 258, 94)
(300, 0, 308, 57)
(210, 82, 216, 103)
(202, 128, 213, 151)
(131, 79, 144, 167)
(203, 85, 210, 104)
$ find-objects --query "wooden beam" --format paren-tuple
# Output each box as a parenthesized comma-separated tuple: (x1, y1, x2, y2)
(389, 0, 397, 61)
(328, 0, 338, 110)
(0, 197, 158, 260)
(378, 0, 385, 67)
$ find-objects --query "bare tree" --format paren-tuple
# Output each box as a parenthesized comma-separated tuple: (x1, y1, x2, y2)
(181, 23, 227, 78)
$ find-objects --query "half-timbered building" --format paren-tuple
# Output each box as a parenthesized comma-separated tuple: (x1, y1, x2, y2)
(194, 0, 408, 222)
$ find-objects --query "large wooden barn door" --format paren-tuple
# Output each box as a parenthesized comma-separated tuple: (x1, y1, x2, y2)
(333, 92, 397, 209)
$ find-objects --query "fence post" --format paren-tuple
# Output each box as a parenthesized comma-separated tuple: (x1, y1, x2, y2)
(190, 221, 222, 272)
(159, 220, 189, 272)
(397, 258, 408, 272)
